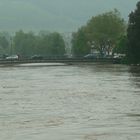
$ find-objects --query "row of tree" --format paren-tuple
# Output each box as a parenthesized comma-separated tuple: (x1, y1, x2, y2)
(0, 31, 66, 58)
(0, 1, 139, 63)
(72, 1, 140, 64)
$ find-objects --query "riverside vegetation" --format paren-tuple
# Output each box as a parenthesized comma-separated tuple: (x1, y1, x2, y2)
(0, 1, 140, 64)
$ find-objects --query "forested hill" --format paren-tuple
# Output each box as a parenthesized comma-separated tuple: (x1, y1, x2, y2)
(0, 0, 139, 32)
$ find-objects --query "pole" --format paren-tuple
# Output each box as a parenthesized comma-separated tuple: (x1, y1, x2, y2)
(10, 37, 12, 56)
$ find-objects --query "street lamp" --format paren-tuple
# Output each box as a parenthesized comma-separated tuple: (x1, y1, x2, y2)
(10, 37, 13, 56)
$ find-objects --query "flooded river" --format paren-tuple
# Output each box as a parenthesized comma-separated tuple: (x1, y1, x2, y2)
(0, 63, 140, 140)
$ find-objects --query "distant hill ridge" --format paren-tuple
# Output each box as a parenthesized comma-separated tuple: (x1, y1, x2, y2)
(0, 0, 139, 32)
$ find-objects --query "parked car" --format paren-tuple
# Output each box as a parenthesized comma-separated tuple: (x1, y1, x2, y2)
(84, 53, 101, 59)
(31, 55, 43, 60)
(6, 55, 19, 60)
(113, 54, 126, 58)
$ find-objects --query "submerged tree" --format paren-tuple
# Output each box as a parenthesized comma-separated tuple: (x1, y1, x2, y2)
(127, 1, 140, 64)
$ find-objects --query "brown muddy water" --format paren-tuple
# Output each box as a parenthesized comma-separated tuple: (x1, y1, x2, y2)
(0, 63, 140, 140)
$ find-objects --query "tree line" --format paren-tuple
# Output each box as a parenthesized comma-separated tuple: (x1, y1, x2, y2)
(72, 1, 140, 64)
(0, 31, 66, 58)
(72, 9, 126, 57)
(0, 1, 140, 64)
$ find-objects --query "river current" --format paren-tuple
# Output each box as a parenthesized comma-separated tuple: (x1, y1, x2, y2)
(0, 63, 140, 140)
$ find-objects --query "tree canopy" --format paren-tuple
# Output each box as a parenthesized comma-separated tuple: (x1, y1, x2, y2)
(0, 32, 10, 55)
(72, 9, 126, 57)
(72, 27, 90, 56)
(13, 30, 66, 58)
(127, 1, 140, 64)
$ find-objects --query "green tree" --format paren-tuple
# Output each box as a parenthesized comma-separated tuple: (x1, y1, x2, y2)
(0, 36, 9, 54)
(49, 32, 66, 56)
(13, 30, 66, 58)
(72, 27, 90, 57)
(114, 35, 127, 54)
(127, 1, 140, 64)
(72, 9, 126, 56)
(0, 32, 10, 54)
(40, 32, 66, 57)
(86, 9, 126, 55)
(13, 30, 36, 57)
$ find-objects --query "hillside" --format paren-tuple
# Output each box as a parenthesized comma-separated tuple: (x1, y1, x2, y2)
(0, 0, 139, 33)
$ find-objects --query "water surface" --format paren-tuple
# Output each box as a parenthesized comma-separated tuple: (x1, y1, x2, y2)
(0, 63, 140, 140)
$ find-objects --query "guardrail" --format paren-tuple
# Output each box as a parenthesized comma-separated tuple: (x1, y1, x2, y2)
(0, 58, 122, 65)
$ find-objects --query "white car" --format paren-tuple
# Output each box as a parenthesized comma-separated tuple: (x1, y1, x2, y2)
(113, 54, 126, 58)
(6, 55, 19, 60)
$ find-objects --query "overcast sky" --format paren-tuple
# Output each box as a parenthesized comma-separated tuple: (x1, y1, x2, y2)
(0, 0, 139, 33)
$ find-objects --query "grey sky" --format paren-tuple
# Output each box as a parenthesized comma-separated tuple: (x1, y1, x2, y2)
(0, 0, 139, 33)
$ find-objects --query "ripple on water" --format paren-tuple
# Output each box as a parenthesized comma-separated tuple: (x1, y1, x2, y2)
(0, 64, 140, 140)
